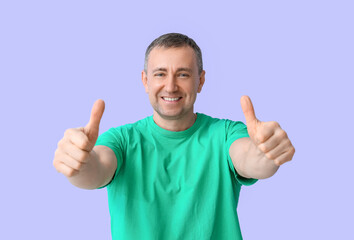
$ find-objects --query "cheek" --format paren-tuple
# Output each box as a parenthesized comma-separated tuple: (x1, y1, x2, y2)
(191, 81, 200, 94)
(147, 82, 161, 97)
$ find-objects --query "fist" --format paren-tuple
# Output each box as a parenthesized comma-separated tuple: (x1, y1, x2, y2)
(53, 99, 105, 177)
(241, 96, 295, 166)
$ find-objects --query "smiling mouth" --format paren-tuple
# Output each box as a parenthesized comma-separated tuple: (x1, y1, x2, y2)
(161, 97, 182, 102)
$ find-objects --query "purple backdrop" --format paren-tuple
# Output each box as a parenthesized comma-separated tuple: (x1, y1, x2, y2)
(1, 0, 353, 239)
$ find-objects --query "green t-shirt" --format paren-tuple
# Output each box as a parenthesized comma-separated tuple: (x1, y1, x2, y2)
(95, 113, 257, 240)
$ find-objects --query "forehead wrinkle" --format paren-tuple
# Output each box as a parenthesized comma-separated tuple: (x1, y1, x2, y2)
(176, 67, 192, 73)
(152, 67, 167, 73)
(152, 67, 193, 73)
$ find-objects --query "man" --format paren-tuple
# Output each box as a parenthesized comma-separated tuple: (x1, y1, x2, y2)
(53, 33, 295, 239)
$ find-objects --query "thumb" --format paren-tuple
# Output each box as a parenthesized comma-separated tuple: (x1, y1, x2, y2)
(240, 95, 258, 130)
(84, 99, 105, 141)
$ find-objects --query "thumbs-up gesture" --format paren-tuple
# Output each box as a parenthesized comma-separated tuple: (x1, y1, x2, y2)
(53, 99, 105, 177)
(241, 96, 295, 166)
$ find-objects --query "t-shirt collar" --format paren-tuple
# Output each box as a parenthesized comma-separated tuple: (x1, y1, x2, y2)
(148, 113, 203, 139)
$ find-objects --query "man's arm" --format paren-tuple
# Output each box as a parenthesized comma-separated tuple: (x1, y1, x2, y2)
(229, 96, 295, 180)
(229, 137, 279, 179)
(66, 146, 117, 189)
(53, 99, 117, 189)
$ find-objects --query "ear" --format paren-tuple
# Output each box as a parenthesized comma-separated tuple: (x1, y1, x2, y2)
(141, 70, 149, 93)
(197, 70, 206, 93)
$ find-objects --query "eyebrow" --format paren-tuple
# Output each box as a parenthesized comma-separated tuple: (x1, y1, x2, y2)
(152, 67, 193, 73)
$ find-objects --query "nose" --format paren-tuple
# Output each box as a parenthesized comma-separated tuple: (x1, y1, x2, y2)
(165, 75, 178, 93)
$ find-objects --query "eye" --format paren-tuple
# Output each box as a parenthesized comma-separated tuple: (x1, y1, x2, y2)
(154, 73, 165, 77)
(178, 73, 190, 78)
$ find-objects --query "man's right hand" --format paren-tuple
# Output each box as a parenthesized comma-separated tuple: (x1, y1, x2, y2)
(53, 99, 105, 177)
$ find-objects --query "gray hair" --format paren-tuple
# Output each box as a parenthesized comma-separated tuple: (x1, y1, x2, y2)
(144, 33, 203, 75)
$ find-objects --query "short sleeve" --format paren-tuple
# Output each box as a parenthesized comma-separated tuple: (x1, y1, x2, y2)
(94, 127, 125, 188)
(225, 120, 258, 186)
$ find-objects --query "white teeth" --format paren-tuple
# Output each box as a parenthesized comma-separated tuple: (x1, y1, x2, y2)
(163, 97, 180, 101)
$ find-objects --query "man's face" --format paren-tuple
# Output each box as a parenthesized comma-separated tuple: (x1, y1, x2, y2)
(142, 46, 205, 120)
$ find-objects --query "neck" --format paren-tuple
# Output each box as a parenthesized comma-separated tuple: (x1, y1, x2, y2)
(152, 111, 197, 132)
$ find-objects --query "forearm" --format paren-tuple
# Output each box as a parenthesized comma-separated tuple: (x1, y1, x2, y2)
(231, 138, 279, 179)
(67, 150, 107, 190)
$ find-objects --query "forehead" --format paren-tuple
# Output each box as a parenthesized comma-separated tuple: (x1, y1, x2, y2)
(147, 46, 198, 71)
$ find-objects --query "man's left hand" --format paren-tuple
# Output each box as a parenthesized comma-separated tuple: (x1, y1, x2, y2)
(240, 95, 295, 166)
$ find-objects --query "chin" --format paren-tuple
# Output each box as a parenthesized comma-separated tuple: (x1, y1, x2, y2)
(155, 109, 186, 120)
(159, 112, 184, 120)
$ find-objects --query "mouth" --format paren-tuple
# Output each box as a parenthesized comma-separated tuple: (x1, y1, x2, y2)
(161, 97, 182, 102)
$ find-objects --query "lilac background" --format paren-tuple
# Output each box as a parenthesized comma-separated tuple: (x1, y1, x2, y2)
(1, 0, 353, 239)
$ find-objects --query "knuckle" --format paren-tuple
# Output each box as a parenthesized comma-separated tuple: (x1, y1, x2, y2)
(290, 146, 296, 155)
(286, 139, 293, 148)
(52, 159, 58, 169)
(283, 157, 291, 163)
(54, 148, 59, 157)
(79, 140, 90, 151)
(65, 128, 82, 141)
(256, 133, 265, 143)
(274, 160, 282, 166)
(53, 161, 63, 173)
(269, 121, 276, 127)
(269, 121, 280, 128)
(66, 168, 76, 177)
(64, 128, 73, 137)
(265, 152, 274, 160)
(53, 151, 63, 164)
(78, 151, 88, 162)
(53, 159, 58, 168)
(259, 143, 267, 152)
(57, 139, 64, 149)
(279, 129, 288, 139)
(75, 161, 83, 170)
